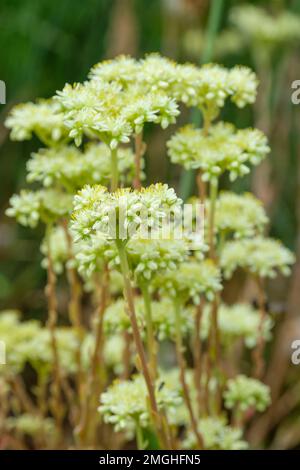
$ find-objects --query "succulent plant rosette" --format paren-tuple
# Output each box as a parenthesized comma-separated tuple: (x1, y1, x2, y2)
(2, 53, 294, 450)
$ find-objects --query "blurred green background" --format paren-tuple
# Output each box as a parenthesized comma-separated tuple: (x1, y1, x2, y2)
(0, 0, 299, 321)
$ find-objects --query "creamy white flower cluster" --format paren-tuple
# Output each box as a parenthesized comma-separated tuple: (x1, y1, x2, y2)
(156, 259, 222, 304)
(209, 191, 268, 239)
(5, 99, 68, 145)
(0, 311, 40, 374)
(221, 237, 295, 279)
(0, 311, 78, 376)
(167, 122, 269, 183)
(54, 54, 258, 148)
(99, 375, 182, 434)
(224, 375, 271, 413)
(231, 5, 300, 49)
(114, 238, 189, 282)
(75, 232, 110, 278)
(184, 417, 248, 450)
(76, 236, 190, 281)
(71, 183, 182, 243)
(200, 303, 273, 349)
(104, 298, 193, 341)
(56, 79, 179, 148)
(6, 189, 73, 228)
(6, 414, 56, 439)
(27, 143, 139, 191)
(90, 54, 257, 114)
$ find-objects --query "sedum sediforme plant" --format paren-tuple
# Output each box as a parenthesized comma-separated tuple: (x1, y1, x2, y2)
(3, 52, 295, 450)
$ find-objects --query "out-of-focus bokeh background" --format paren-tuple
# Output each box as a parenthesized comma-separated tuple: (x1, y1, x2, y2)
(1, 0, 300, 304)
(2, 0, 299, 314)
(0, 1, 300, 447)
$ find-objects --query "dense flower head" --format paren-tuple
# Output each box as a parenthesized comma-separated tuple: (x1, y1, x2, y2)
(230, 5, 300, 49)
(6, 415, 56, 439)
(227, 66, 258, 109)
(27, 143, 139, 191)
(184, 417, 248, 450)
(89, 55, 140, 87)
(99, 375, 182, 434)
(221, 237, 295, 279)
(200, 303, 273, 348)
(104, 297, 193, 341)
(56, 54, 258, 148)
(167, 122, 269, 183)
(224, 375, 271, 412)
(6, 189, 73, 228)
(156, 259, 222, 304)
(172, 63, 257, 118)
(107, 237, 190, 282)
(0, 311, 40, 374)
(71, 183, 182, 243)
(56, 75, 179, 147)
(209, 191, 268, 239)
(5, 99, 68, 145)
(0, 311, 80, 376)
(75, 232, 110, 278)
(138, 54, 178, 94)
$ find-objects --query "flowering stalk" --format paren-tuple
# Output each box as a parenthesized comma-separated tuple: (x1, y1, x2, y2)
(193, 297, 205, 417)
(110, 147, 119, 192)
(196, 170, 206, 204)
(61, 221, 83, 405)
(252, 277, 267, 379)
(173, 299, 204, 449)
(133, 132, 144, 190)
(135, 422, 145, 450)
(122, 330, 132, 380)
(116, 239, 168, 448)
(208, 179, 218, 260)
(208, 296, 222, 414)
(45, 223, 64, 434)
(76, 267, 109, 445)
(140, 282, 158, 380)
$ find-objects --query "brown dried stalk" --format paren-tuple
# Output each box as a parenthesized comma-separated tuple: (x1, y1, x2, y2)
(45, 224, 64, 431)
(62, 221, 84, 405)
(76, 266, 109, 445)
(133, 131, 145, 190)
(252, 277, 267, 379)
(193, 298, 204, 417)
(174, 299, 204, 449)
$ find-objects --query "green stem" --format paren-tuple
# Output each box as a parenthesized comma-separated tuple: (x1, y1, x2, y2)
(140, 282, 158, 380)
(134, 131, 144, 190)
(136, 421, 144, 450)
(208, 179, 218, 259)
(201, 0, 224, 64)
(110, 146, 119, 192)
(116, 240, 168, 448)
